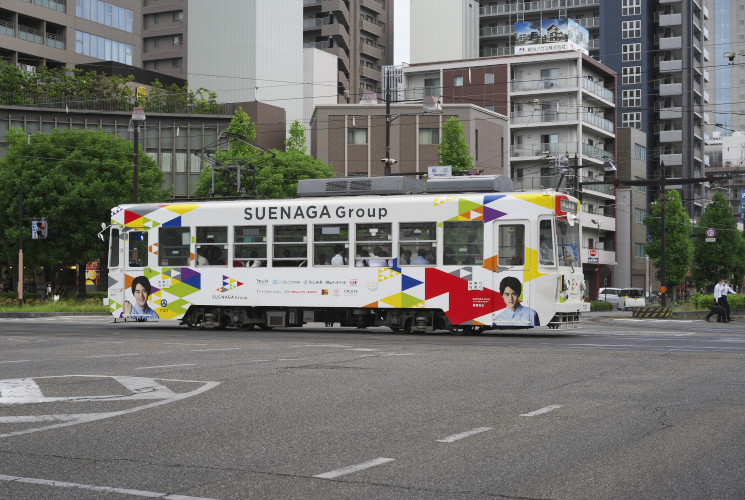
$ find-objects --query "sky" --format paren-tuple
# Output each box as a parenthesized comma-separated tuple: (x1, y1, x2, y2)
(393, 0, 410, 65)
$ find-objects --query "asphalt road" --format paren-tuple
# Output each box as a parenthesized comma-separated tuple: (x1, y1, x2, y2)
(0, 314, 744, 499)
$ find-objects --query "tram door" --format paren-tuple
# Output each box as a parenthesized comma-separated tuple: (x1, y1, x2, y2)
(493, 221, 529, 315)
(107, 227, 125, 307)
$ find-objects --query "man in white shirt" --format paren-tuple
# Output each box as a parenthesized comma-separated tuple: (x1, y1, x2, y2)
(707, 278, 728, 322)
(720, 278, 737, 322)
(330, 245, 348, 265)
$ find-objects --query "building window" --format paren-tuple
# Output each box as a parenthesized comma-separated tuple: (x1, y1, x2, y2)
(76, 0, 134, 32)
(622, 43, 642, 62)
(172, 57, 182, 67)
(633, 176, 647, 193)
(484, 73, 495, 84)
(622, 0, 641, 16)
(348, 128, 368, 145)
(634, 208, 647, 224)
(419, 128, 439, 145)
(622, 112, 642, 129)
(635, 243, 646, 258)
(173, 10, 183, 21)
(622, 66, 642, 85)
(622, 89, 642, 107)
(424, 77, 441, 96)
(622, 20, 641, 39)
(75, 30, 133, 65)
(173, 34, 182, 45)
(634, 144, 647, 160)
(454, 75, 464, 87)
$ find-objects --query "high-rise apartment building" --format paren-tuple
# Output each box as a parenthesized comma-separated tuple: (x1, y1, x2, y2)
(302, 0, 394, 103)
(710, 0, 745, 134)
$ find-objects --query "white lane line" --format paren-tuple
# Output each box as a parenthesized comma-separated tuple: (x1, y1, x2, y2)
(314, 458, 395, 479)
(85, 353, 141, 358)
(0, 360, 30, 364)
(134, 364, 197, 370)
(164, 343, 209, 346)
(0, 378, 44, 400)
(436, 427, 493, 443)
(0, 414, 90, 423)
(0, 473, 218, 499)
(190, 348, 242, 352)
(290, 344, 353, 348)
(521, 405, 562, 417)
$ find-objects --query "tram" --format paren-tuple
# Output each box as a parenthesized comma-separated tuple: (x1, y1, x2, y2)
(102, 176, 588, 333)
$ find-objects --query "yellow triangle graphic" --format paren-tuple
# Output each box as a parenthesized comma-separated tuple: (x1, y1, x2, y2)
(523, 247, 548, 283)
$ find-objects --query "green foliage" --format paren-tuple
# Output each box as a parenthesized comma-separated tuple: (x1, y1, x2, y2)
(690, 292, 745, 311)
(643, 189, 693, 287)
(437, 117, 474, 173)
(285, 120, 308, 153)
(591, 301, 614, 311)
(0, 60, 218, 114)
(0, 128, 167, 271)
(193, 110, 333, 199)
(691, 193, 745, 288)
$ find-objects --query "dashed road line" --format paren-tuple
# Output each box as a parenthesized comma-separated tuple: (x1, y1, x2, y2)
(134, 364, 197, 370)
(0, 473, 218, 499)
(314, 457, 396, 479)
(436, 427, 492, 443)
(521, 405, 562, 417)
(165, 343, 209, 346)
(191, 348, 242, 352)
(85, 353, 142, 358)
(0, 360, 30, 364)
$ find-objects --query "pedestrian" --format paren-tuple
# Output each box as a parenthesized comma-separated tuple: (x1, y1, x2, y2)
(706, 278, 729, 322)
(720, 278, 737, 322)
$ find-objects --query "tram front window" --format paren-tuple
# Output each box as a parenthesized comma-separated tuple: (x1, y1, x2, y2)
(557, 219, 580, 267)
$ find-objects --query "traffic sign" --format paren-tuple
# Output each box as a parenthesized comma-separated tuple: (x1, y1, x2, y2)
(588, 248, 599, 258)
(705, 228, 716, 238)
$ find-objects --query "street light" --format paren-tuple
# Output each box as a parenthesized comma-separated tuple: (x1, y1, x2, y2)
(130, 93, 146, 203)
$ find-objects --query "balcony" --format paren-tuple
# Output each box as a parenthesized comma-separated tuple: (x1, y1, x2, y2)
(581, 78, 613, 103)
(704, 70, 710, 82)
(582, 112, 614, 134)
(479, 47, 512, 57)
(659, 36, 682, 50)
(479, 25, 514, 38)
(510, 110, 576, 125)
(659, 13, 682, 26)
(322, 23, 350, 50)
(582, 143, 612, 161)
(0, 19, 16, 38)
(660, 83, 683, 96)
(19, 25, 44, 44)
(659, 107, 683, 120)
(360, 0, 384, 15)
(660, 153, 683, 166)
(512, 176, 562, 191)
(659, 60, 682, 72)
(511, 142, 578, 158)
(659, 130, 683, 143)
(303, 18, 330, 30)
(360, 19, 384, 38)
(704, 90, 710, 103)
(579, 176, 614, 196)
(512, 78, 569, 92)
(581, 248, 616, 266)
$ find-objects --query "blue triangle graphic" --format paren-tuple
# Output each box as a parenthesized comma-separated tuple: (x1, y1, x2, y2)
(484, 194, 506, 205)
(390, 258, 402, 274)
(402, 274, 424, 291)
(162, 216, 182, 227)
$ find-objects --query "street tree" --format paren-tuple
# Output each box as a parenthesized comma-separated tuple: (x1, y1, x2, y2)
(0, 128, 166, 294)
(692, 192, 745, 289)
(644, 189, 694, 292)
(437, 116, 474, 174)
(194, 111, 333, 199)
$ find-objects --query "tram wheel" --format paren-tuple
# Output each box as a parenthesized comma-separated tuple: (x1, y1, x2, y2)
(186, 315, 204, 329)
(449, 326, 470, 336)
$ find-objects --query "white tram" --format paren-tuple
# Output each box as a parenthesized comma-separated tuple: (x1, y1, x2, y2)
(103, 176, 588, 333)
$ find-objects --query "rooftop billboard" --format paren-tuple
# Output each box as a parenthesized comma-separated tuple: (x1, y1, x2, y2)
(514, 18, 590, 56)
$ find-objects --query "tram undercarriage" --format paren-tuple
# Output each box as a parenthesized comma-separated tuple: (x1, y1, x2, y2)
(180, 306, 495, 335)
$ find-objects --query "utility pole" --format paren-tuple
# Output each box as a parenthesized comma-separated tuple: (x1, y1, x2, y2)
(384, 86, 392, 177)
(17, 178, 24, 307)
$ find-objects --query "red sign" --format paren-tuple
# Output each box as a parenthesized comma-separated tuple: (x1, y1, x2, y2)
(588, 248, 599, 258)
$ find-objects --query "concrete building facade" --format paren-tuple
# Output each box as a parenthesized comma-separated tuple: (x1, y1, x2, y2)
(410, 0, 479, 65)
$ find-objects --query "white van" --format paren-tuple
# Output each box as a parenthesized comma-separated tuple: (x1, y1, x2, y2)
(598, 287, 622, 307)
(617, 288, 646, 310)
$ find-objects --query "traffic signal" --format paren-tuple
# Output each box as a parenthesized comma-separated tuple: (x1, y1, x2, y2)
(38, 220, 48, 239)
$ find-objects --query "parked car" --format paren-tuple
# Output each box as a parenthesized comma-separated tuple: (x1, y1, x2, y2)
(598, 287, 622, 307)
(618, 288, 646, 310)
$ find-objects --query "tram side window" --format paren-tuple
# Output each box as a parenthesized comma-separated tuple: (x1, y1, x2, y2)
(314, 224, 349, 265)
(196, 226, 228, 266)
(355, 223, 393, 267)
(109, 228, 120, 268)
(400, 222, 437, 265)
(159, 227, 190, 267)
(498, 224, 525, 266)
(539, 220, 555, 265)
(128, 231, 148, 267)
(443, 221, 483, 265)
(273, 225, 307, 267)
(234, 226, 267, 267)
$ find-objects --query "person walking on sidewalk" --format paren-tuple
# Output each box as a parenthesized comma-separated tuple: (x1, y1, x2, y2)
(706, 278, 726, 322)
(720, 278, 737, 322)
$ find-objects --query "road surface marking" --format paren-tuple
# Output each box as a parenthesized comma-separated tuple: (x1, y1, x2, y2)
(0, 473, 218, 499)
(0, 375, 220, 439)
(437, 427, 493, 443)
(0, 360, 30, 364)
(314, 458, 395, 479)
(291, 344, 353, 348)
(190, 348, 242, 352)
(164, 343, 209, 346)
(521, 405, 562, 417)
(134, 364, 197, 370)
(86, 353, 141, 358)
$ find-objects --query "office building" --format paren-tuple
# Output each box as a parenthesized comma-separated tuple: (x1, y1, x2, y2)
(410, 0, 479, 65)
